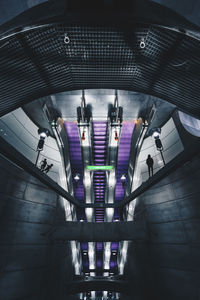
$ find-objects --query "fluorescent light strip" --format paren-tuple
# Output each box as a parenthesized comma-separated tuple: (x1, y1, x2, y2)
(78, 124, 96, 275)
(103, 124, 121, 282)
(88, 242, 95, 270)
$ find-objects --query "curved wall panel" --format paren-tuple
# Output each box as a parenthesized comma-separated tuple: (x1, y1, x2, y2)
(125, 153, 200, 300)
(137, 118, 184, 182)
(0, 108, 61, 182)
(0, 154, 77, 300)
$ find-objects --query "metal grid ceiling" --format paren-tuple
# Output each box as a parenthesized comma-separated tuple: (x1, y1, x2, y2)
(0, 23, 200, 117)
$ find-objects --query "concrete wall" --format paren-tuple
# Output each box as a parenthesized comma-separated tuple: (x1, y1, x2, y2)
(124, 152, 200, 300)
(0, 154, 77, 300)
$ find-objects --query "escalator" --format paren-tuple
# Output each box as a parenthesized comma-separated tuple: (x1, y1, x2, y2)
(92, 121, 108, 276)
(93, 121, 107, 223)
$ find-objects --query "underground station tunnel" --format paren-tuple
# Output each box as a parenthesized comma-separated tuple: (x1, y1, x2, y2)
(0, 0, 200, 299)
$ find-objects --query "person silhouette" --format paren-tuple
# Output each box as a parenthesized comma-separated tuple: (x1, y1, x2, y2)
(146, 154, 154, 178)
(40, 158, 47, 171)
(44, 164, 53, 174)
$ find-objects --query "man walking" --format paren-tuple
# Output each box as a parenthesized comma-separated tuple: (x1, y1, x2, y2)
(146, 154, 154, 178)
(40, 158, 47, 171)
(44, 164, 53, 174)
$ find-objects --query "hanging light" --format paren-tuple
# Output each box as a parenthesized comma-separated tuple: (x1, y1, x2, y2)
(114, 131, 119, 141)
(81, 131, 85, 141)
(37, 128, 49, 151)
(155, 138, 163, 151)
(120, 174, 126, 182)
(37, 139, 45, 151)
(150, 128, 163, 150)
(35, 128, 49, 166)
(74, 173, 80, 182)
(153, 131, 160, 139)
(120, 174, 126, 181)
(150, 127, 161, 139)
(120, 173, 126, 188)
(150, 127, 165, 164)
(38, 128, 49, 139)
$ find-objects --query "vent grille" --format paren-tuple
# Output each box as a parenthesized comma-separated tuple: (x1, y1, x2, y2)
(0, 24, 200, 117)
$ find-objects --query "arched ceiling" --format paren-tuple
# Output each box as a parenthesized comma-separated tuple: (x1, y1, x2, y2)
(0, 0, 200, 118)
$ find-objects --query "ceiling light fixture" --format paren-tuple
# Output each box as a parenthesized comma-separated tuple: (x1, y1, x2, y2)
(35, 128, 49, 166)
(140, 37, 146, 49)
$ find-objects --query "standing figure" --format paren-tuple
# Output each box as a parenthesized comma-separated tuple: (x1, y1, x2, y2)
(40, 158, 47, 171)
(146, 154, 154, 178)
(44, 164, 53, 174)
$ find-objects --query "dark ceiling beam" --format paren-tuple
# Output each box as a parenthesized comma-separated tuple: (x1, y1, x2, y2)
(17, 34, 52, 89)
(47, 220, 146, 241)
(148, 34, 185, 92)
(66, 277, 130, 295)
(65, 0, 136, 12)
(0, 0, 198, 36)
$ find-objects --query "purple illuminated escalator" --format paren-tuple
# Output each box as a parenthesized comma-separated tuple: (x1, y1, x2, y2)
(93, 121, 107, 222)
(93, 121, 107, 276)
(110, 121, 135, 273)
(64, 120, 135, 278)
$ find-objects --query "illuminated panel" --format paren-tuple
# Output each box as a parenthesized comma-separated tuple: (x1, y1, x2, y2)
(87, 165, 114, 171)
